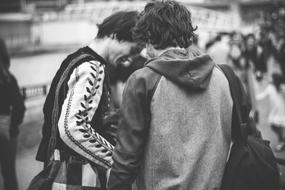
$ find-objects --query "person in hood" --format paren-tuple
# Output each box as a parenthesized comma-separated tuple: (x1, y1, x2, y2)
(107, 1, 233, 190)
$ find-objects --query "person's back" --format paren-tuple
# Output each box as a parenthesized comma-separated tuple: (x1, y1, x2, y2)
(135, 48, 232, 190)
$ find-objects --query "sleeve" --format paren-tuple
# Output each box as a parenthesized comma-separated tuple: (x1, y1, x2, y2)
(58, 61, 114, 169)
(9, 75, 26, 137)
(107, 72, 150, 190)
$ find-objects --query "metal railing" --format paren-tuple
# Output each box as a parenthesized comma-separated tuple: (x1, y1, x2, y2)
(21, 83, 50, 100)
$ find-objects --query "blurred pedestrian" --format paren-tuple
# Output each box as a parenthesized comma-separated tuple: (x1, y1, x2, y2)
(274, 35, 285, 77)
(207, 34, 231, 65)
(228, 32, 243, 70)
(107, 1, 233, 189)
(257, 73, 285, 152)
(35, 11, 139, 189)
(243, 34, 267, 74)
(0, 38, 25, 190)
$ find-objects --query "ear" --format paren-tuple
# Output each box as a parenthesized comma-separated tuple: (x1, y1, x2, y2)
(146, 43, 152, 52)
(146, 43, 156, 58)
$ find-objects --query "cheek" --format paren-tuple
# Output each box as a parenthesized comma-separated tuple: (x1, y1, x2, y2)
(114, 46, 130, 59)
(111, 50, 129, 65)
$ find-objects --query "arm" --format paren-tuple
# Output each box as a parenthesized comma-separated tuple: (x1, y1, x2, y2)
(58, 61, 113, 169)
(9, 75, 26, 138)
(107, 71, 150, 190)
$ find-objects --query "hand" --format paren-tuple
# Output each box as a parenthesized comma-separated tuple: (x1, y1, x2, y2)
(103, 110, 120, 145)
(106, 168, 111, 185)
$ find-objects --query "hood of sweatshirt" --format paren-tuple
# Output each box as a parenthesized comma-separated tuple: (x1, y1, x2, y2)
(146, 46, 215, 90)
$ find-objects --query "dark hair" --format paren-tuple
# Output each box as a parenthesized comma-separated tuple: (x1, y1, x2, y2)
(133, 0, 197, 49)
(245, 33, 256, 41)
(97, 11, 139, 42)
(272, 73, 284, 91)
(0, 38, 10, 68)
(0, 39, 11, 83)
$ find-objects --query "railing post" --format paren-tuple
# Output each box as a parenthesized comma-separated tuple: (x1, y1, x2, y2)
(21, 87, 27, 100)
(43, 85, 47, 95)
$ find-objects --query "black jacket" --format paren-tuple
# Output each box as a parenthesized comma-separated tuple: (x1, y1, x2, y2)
(0, 74, 25, 137)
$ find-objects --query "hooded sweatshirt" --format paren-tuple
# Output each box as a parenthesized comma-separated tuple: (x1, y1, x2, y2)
(108, 47, 233, 190)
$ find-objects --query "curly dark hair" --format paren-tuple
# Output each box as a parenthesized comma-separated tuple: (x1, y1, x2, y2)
(97, 11, 139, 42)
(0, 39, 11, 83)
(132, 0, 197, 49)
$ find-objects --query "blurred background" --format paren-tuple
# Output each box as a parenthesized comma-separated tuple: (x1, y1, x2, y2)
(0, 0, 285, 189)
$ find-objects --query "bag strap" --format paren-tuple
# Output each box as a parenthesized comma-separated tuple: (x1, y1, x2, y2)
(145, 65, 163, 102)
(218, 64, 248, 143)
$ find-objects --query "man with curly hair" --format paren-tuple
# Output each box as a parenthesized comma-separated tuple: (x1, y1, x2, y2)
(107, 1, 233, 190)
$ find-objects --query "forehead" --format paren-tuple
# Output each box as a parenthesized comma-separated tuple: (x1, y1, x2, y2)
(119, 41, 137, 47)
(115, 41, 137, 53)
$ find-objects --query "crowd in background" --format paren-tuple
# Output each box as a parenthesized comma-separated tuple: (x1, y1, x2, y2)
(205, 6, 285, 80)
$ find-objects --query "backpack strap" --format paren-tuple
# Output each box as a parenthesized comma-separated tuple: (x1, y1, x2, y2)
(218, 64, 248, 143)
(145, 65, 163, 101)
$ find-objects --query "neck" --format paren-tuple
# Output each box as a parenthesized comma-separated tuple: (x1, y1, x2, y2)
(157, 46, 184, 56)
(88, 38, 111, 60)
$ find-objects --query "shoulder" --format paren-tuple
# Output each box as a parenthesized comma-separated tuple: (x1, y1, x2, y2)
(77, 60, 104, 72)
(127, 66, 160, 87)
(123, 66, 162, 101)
(73, 61, 104, 79)
(66, 60, 105, 88)
(212, 65, 230, 85)
(130, 66, 153, 78)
